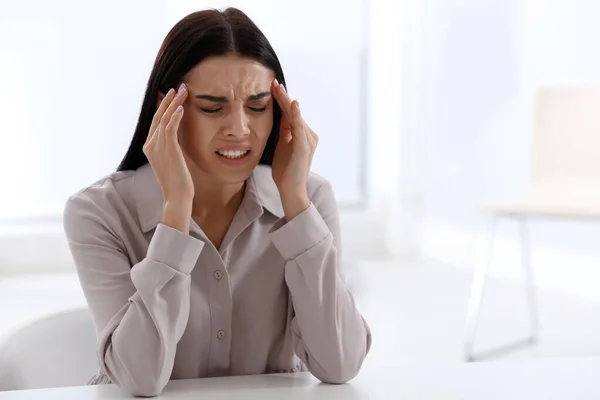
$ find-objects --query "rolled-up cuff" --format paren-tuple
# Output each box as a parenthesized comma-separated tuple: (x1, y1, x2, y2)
(269, 204, 330, 260)
(146, 223, 204, 274)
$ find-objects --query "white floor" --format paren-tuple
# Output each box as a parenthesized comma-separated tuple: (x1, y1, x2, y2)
(353, 260, 600, 370)
(2, 260, 600, 369)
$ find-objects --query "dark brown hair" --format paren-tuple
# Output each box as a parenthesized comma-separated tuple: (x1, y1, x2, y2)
(117, 8, 286, 171)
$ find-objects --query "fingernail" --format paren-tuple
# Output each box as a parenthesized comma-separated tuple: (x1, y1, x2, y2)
(175, 105, 183, 113)
(177, 83, 187, 96)
(166, 88, 175, 97)
(274, 78, 279, 86)
(280, 83, 286, 93)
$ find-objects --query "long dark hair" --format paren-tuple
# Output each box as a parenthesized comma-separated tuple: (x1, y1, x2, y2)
(117, 8, 286, 171)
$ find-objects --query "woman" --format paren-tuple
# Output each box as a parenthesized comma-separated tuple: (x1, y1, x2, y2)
(63, 7, 371, 397)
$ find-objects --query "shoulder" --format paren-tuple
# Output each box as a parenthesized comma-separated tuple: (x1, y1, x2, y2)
(306, 171, 333, 197)
(65, 169, 136, 214)
(306, 171, 336, 206)
(63, 170, 137, 240)
(70, 169, 135, 198)
(252, 165, 337, 208)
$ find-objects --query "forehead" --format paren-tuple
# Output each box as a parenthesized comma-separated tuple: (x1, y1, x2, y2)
(184, 54, 274, 98)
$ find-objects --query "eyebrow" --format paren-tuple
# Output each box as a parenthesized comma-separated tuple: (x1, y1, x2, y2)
(195, 91, 271, 102)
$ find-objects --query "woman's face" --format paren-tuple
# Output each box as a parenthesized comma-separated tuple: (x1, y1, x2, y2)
(178, 54, 275, 185)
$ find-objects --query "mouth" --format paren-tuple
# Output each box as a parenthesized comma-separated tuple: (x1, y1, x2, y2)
(214, 149, 252, 167)
(215, 149, 250, 159)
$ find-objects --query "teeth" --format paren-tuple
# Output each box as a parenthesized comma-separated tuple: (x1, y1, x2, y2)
(217, 150, 248, 159)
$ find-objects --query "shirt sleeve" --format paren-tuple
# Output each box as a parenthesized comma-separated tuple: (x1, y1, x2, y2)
(63, 194, 204, 397)
(269, 181, 372, 384)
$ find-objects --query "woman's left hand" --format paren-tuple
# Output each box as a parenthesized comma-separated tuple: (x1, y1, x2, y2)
(271, 79, 319, 221)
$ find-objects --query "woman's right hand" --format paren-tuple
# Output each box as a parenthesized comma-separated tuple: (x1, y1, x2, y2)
(143, 83, 194, 233)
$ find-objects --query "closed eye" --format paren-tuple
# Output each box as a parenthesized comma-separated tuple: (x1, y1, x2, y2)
(248, 106, 267, 112)
(200, 108, 221, 114)
(200, 106, 267, 114)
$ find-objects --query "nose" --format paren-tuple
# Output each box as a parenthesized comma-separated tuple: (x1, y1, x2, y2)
(223, 105, 250, 138)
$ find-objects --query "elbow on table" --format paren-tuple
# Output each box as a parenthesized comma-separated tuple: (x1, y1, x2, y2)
(311, 335, 372, 384)
(106, 367, 168, 398)
(310, 355, 366, 385)
(122, 378, 167, 398)
(314, 364, 361, 385)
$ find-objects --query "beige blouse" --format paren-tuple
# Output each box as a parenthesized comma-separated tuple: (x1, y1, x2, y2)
(62, 163, 371, 397)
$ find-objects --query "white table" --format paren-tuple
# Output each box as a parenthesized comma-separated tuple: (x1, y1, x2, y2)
(1, 357, 599, 399)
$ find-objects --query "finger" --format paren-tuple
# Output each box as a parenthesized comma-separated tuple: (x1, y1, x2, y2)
(147, 88, 176, 144)
(306, 129, 317, 147)
(160, 84, 188, 129)
(279, 113, 292, 137)
(165, 105, 184, 145)
(154, 84, 188, 145)
(290, 101, 308, 138)
(271, 79, 294, 121)
(308, 134, 318, 150)
(290, 101, 312, 153)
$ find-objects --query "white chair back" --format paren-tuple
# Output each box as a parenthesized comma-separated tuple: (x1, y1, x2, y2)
(527, 87, 600, 204)
(0, 308, 98, 391)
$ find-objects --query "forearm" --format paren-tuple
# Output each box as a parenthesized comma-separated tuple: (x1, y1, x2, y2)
(95, 224, 202, 396)
(281, 193, 310, 222)
(100, 260, 192, 396)
(160, 199, 193, 234)
(270, 203, 371, 384)
(284, 237, 371, 384)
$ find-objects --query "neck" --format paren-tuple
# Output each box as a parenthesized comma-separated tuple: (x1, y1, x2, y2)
(190, 173, 246, 221)
(193, 182, 244, 212)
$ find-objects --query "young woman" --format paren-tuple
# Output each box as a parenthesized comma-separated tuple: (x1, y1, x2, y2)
(63, 7, 371, 397)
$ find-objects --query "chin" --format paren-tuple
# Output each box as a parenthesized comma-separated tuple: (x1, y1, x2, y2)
(215, 172, 253, 185)
(187, 152, 259, 185)
(210, 161, 260, 185)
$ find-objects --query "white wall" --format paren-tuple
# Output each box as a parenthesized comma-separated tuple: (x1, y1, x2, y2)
(0, 0, 368, 220)
(417, 0, 600, 303)
(0, 0, 409, 272)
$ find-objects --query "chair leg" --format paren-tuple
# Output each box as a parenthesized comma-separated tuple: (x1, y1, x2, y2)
(464, 215, 539, 362)
(464, 216, 498, 361)
(518, 217, 539, 344)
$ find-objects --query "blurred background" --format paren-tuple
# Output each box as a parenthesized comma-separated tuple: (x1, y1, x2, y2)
(3, 0, 600, 388)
